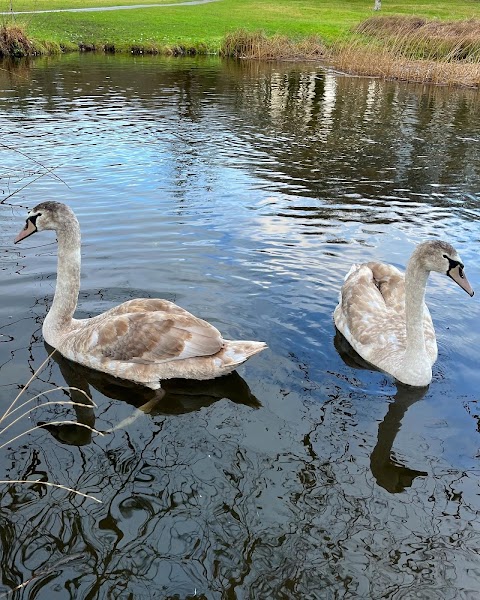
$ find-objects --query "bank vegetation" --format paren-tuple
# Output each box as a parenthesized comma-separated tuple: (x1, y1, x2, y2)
(1, 13, 479, 88)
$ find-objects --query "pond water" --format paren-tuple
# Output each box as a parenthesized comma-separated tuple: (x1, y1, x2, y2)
(0, 54, 480, 599)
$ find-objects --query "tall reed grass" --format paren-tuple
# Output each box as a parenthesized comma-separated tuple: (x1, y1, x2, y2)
(355, 16, 480, 62)
(333, 16, 480, 87)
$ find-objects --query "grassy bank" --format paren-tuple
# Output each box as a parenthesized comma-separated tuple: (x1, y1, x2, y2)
(0, 0, 479, 86)
(2, 0, 479, 52)
(0, 0, 373, 53)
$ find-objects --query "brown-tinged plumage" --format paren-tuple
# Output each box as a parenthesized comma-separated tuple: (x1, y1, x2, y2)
(15, 202, 266, 389)
(334, 241, 474, 387)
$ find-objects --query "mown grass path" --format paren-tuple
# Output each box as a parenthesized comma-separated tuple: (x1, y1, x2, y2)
(0, 0, 219, 14)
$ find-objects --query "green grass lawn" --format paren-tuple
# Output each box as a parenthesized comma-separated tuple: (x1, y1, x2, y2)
(2, 0, 479, 53)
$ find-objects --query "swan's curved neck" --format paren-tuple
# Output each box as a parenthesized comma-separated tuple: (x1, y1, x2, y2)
(44, 221, 81, 332)
(404, 258, 429, 362)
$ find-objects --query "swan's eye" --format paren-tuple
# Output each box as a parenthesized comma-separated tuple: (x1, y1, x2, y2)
(28, 213, 41, 226)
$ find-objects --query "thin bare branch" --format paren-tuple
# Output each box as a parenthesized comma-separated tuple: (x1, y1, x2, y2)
(0, 166, 66, 205)
(0, 142, 69, 187)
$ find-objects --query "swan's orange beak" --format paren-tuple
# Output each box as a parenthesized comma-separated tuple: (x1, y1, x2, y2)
(14, 219, 37, 244)
(448, 264, 474, 297)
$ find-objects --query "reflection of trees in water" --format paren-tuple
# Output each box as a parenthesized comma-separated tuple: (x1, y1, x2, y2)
(2, 56, 478, 218)
(2, 56, 479, 231)
(229, 60, 480, 194)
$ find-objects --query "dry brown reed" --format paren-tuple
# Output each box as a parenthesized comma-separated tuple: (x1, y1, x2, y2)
(0, 23, 35, 58)
(355, 16, 480, 62)
(220, 29, 326, 60)
(333, 42, 480, 87)
(0, 350, 102, 503)
(333, 16, 480, 87)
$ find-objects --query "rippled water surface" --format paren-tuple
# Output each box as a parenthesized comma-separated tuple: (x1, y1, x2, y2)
(1, 54, 480, 599)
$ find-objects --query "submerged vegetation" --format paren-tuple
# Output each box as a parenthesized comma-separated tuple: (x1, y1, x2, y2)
(0, 0, 479, 86)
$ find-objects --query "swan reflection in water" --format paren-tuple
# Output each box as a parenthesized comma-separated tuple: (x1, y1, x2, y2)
(334, 330, 428, 494)
(40, 342, 261, 446)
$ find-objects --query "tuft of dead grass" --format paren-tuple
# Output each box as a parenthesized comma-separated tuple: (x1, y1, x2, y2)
(356, 16, 480, 40)
(220, 29, 326, 60)
(0, 23, 36, 58)
(356, 15, 428, 37)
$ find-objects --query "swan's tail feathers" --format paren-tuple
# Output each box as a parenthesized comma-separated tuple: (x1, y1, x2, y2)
(225, 340, 268, 362)
(217, 340, 267, 375)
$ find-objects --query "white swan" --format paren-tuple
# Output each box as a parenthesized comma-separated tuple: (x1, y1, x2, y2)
(15, 201, 266, 389)
(334, 241, 474, 387)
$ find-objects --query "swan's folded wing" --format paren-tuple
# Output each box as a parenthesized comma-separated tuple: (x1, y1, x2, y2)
(366, 261, 405, 312)
(335, 263, 404, 356)
(88, 298, 195, 321)
(87, 311, 224, 364)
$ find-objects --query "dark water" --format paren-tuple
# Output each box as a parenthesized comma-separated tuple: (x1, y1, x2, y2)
(1, 54, 480, 599)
